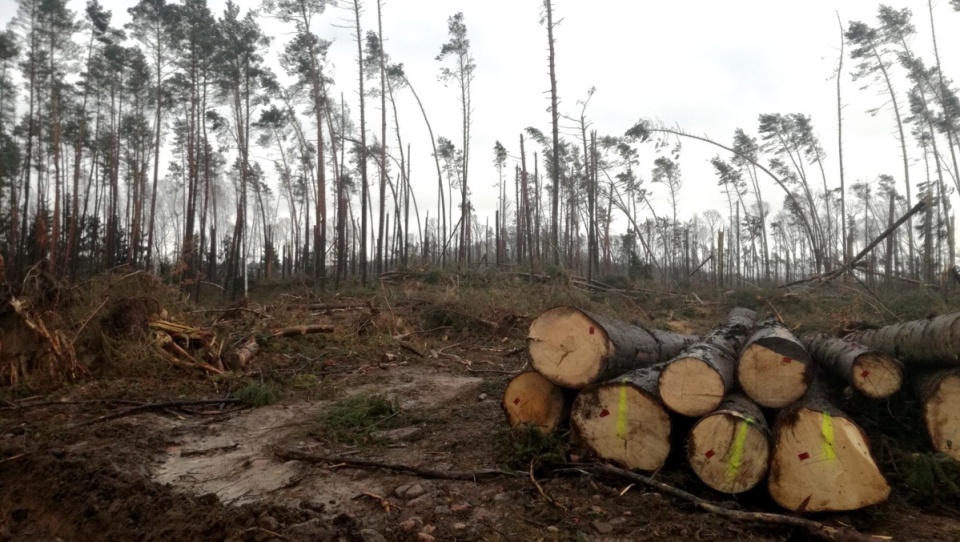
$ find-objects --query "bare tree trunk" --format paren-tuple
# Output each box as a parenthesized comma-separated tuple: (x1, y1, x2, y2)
(545, 0, 560, 266)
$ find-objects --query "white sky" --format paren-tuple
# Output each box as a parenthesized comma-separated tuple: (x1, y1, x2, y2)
(3, 0, 959, 235)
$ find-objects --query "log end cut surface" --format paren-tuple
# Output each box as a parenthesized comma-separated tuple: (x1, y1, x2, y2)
(852, 353, 903, 399)
(571, 382, 671, 471)
(738, 343, 810, 408)
(924, 373, 960, 461)
(769, 408, 890, 512)
(529, 307, 610, 388)
(501, 371, 567, 432)
(688, 413, 770, 494)
(659, 357, 725, 417)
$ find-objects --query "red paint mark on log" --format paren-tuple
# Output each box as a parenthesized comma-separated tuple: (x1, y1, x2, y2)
(513, 398, 521, 405)
(705, 449, 715, 459)
(798, 452, 810, 461)
(861, 370, 871, 378)
(782, 357, 792, 364)
(589, 327, 595, 335)
(600, 409, 610, 418)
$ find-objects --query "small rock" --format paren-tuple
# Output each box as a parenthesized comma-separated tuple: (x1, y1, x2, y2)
(395, 483, 413, 498)
(493, 492, 511, 502)
(422, 524, 437, 534)
(351, 469, 370, 481)
(453, 523, 467, 530)
(416, 534, 435, 542)
(478, 393, 488, 401)
(287, 518, 334, 539)
(399, 518, 419, 532)
(451, 503, 471, 513)
(359, 528, 388, 542)
(404, 483, 426, 499)
(546, 526, 559, 533)
(370, 427, 422, 442)
(433, 505, 452, 516)
(406, 493, 434, 508)
(592, 521, 614, 534)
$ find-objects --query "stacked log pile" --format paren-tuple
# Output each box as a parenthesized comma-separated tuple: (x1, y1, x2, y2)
(504, 305, 960, 513)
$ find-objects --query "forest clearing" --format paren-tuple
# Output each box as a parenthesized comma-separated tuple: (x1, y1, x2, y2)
(2, 269, 960, 542)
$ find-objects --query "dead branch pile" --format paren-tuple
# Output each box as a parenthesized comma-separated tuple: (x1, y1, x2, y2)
(507, 305, 960, 514)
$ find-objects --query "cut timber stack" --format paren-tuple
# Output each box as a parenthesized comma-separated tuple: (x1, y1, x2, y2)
(767, 381, 890, 512)
(846, 312, 960, 366)
(687, 393, 771, 494)
(803, 334, 903, 398)
(527, 306, 695, 388)
(738, 318, 813, 408)
(501, 371, 570, 432)
(570, 364, 672, 471)
(657, 308, 756, 417)
(915, 368, 960, 461)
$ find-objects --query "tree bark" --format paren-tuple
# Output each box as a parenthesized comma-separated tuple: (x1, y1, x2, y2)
(915, 367, 960, 461)
(738, 317, 813, 408)
(657, 307, 756, 417)
(687, 393, 771, 494)
(571, 364, 671, 471)
(803, 334, 903, 399)
(527, 306, 696, 389)
(846, 312, 960, 366)
(767, 381, 889, 513)
(501, 371, 570, 433)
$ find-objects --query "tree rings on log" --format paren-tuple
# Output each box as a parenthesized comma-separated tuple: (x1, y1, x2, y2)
(658, 347, 729, 417)
(528, 306, 694, 389)
(687, 394, 771, 494)
(847, 312, 960, 366)
(916, 368, 960, 461)
(501, 371, 569, 433)
(768, 385, 890, 512)
(738, 322, 812, 408)
(571, 366, 671, 471)
(804, 334, 903, 399)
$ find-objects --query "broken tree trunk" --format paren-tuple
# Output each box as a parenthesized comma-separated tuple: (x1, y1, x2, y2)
(687, 393, 771, 494)
(767, 381, 890, 513)
(528, 306, 696, 389)
(803, 334, 903, 399)
(738, 318, 813, 408)
(845, 312, 960, 366)
(570, 364, 672, 471)
(657, 307, 757, 417)
(915, 368, 960, 461)
(224, 335, 259, 370)
(501, 371, 571, 433)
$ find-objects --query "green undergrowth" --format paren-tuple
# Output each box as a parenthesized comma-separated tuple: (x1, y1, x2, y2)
(233, 381, 281, 407)
(501, 424, 569, 468)
(317, 393, 406, 445)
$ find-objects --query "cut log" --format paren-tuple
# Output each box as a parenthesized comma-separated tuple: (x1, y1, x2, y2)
(915, 368, 960, 461)
(224, 335, 259, 370)
(687, 394, 771, 494)
(738, 318, 813, 408)
(501, 371, 570, 432)
(767, 382, 890, 512)
(528, 306, 696, 389)
(803, 334, 903, 399)
(846, 312, 960, 366)
(658, 308, 757, 417)
(570, 365, 671, 471)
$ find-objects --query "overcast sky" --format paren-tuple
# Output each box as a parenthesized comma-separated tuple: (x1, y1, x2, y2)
(3, 0, 960, 234)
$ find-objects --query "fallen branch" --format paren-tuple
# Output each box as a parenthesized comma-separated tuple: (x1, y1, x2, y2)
(75, 398, 244, 427)
(0, 452, 30, 465)
(270, 324, 335, 337)
(275, 449, 521, 480)
(530, 460, 567, 511)
(579, 463, 888, 542)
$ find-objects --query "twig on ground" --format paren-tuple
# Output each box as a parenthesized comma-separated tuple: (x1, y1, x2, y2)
(188, 307, 272, 320)
(354, 492, 401, 513)
(529, 460, 567, 511)
(576, 463, 888, 542)
(398, 343, 424, 358)
(0, 452, 30, 465)
(275, 449, 521, 480)
(74, 398, 244, 427)
(393, 326, 452, 340)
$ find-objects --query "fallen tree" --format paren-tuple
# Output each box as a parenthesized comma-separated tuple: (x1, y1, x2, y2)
(501, 371, 571, 432)
(915, 368, 960, 461)
(803, 334, 903, 399)
(738, 318, 813, 408)
(846, 313, 960, 366)
(687, 393, 771, 494)
(528, 306, 695, 389)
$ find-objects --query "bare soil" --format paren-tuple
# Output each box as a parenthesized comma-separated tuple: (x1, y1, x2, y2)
(2, 274, 960, 542)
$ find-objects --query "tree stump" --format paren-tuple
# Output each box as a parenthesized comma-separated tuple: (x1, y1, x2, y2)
(687, 394, 771, 494)
(501, 371, 570, 432)
(570, 365, 671, 471)
(804, 334, 903, 398)
(658, 307, 756, 417)
(767, 382, 890, 512)
(915, 368, 960, 461)
(528, 306, 695, 389)
(738, 318, 813, 408)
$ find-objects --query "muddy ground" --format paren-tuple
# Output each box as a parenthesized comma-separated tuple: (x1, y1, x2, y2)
(2, 273, 960, 541)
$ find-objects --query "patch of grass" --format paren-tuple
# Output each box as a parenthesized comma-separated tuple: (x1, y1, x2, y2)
(318, 393, 399, 444)
(479, 377, 506, 396)
(233, 382, 280, 407)
(503, 424, 568, 467)
(898, 452, 960, 504)
(289, 373, 319, 389)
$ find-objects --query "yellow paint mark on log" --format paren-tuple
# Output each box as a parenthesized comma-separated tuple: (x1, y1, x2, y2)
(725, 417, 752, 481)
(821, 412, 837, 460)
(616, 380, 629, 440)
